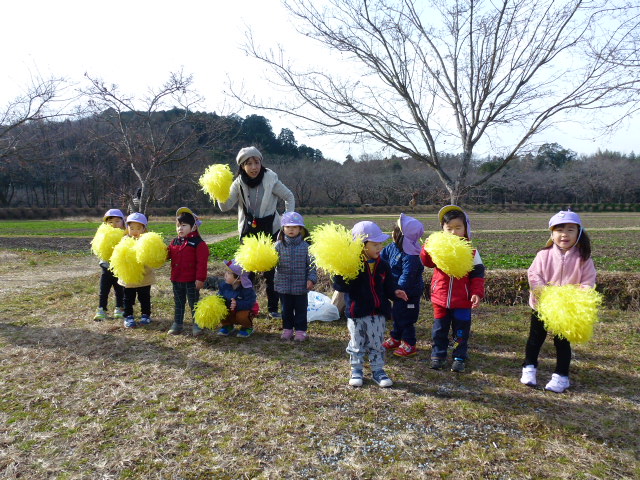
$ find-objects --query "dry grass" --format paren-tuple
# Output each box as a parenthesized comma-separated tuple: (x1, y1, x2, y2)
(0, 254, 639, 479)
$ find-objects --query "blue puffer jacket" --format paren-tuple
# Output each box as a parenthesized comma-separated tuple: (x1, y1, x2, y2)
(332, 257, 397, 319)
(380, 243, 424, 298)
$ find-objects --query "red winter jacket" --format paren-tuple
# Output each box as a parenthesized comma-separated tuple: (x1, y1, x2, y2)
(420, 246, 485, 310)
(168, 232, 209, 283)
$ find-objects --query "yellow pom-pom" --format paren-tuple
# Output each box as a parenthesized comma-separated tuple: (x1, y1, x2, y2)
(109, 237, 145, 284)
(425, 231, 474, 279)
(91, 223, 125, 261)
(199, 163, 234, 204)
(135, 232, 167, 268)
(537, 285, 602, 344)
(194, 294, 228, 330)
(308, 222, 364, 281)
(235, 232, 279, 272)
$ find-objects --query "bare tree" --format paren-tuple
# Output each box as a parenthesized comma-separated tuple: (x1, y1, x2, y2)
(235, 0, 640, 203)
(0, 76, 70, 157)
(83, 70, 222, 214)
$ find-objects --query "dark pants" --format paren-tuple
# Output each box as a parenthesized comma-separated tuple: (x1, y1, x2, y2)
(172, 281, 199, 326)
(524, 310, 571, 376)
(432, 308, 471, 360)
(248, 269, 279, 313)
(280, 293, 308, 331)
(99, 266, 124, 310)
(390, 294, 421, 346)
(124, 286, 151, 317)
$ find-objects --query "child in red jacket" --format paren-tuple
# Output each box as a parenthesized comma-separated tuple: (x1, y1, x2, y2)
(420, 205, 485, 373)
(167, 207, 209, 336)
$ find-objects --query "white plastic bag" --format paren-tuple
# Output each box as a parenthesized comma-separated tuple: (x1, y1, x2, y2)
(307, 291, 340, 322)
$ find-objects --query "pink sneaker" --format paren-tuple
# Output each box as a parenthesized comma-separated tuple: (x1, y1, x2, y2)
(281, 328, 294, 340)
(293, 330, 308, 342)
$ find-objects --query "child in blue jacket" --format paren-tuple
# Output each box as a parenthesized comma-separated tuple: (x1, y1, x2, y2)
(380, 214, 425, 357)
(333, 221, 407, 388)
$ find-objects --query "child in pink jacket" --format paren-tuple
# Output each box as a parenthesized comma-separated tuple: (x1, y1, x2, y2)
(520, 209, 596, 393)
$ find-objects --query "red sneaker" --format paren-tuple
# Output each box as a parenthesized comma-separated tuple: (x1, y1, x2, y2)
(382, 337, 401, 350)
(393, 341, 418, 357)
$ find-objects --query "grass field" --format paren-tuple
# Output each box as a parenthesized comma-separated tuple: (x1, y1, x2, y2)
(0, 213, 639, 478)
(2, 212, 638, 270)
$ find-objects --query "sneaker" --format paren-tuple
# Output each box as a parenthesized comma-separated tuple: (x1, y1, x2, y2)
(372, 369, 393, 388)
(293, 330, 308, 342)
(393, 341, 418, 357)
(123, 316, 137, 328)
(545, 373, 570, 393)
(237, 328, 254, 338)
(451, 358, 466, 373)
(217, 325, 234, 336)
(113, 307, 125, 319)
(192, 323, 203, 336)
(167, 323, 183, 335)
(520, 365, 537, 387)
(430, 358, 446, 370)
(93, 307, 106, 321)
(382, 337, 401, 350)
(269, 311, 282, 319)
(139, 314, 152, 325)
(349, 369, 364, 387)
(281, 328, 294, 340)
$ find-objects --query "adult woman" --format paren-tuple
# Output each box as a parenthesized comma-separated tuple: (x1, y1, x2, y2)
(219, 146, 295, 318)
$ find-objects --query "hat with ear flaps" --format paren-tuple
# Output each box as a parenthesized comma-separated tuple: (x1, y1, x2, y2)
(397, 213, 424, 255)
(224, 260, 253, 288)
(546, 208, 583, 248)
(438, 205, 472, 239)
(176, 206, 203, 228)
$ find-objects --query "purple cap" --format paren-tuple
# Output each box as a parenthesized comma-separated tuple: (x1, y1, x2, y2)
(225, 260, 253, 288)
(281, 211, 305, 227)
(549, 209, 582, 229)
(126, 212, 148, 226)
(176, 206, 202, 228)
(103, 208, 126, 223)
(352, 221, 389, 243)
(438, 205, 472, 239)
(398, 213, 424, 255)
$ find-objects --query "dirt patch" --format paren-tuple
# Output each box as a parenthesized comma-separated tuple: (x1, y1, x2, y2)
(0, 236, 90, 252)
(0, 251, 96, 300)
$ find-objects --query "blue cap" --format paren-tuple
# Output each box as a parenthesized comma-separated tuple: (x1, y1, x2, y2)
(126, 212, 148, 226)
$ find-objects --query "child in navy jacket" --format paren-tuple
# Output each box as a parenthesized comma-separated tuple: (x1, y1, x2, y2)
(333, 221, 407, 388)
(380, 213, 425, 357)
(167, 207, 209, 336)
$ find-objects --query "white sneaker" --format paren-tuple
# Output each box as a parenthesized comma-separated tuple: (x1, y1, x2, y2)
(545, 373, 570, 393)
(349, 369, 364, 387)
(520, 365, 537, 387)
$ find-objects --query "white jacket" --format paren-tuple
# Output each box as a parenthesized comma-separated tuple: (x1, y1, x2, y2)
(218, 169, 295, 236)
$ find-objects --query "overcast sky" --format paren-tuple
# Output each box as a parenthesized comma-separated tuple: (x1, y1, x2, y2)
(3, 0, 639, 161)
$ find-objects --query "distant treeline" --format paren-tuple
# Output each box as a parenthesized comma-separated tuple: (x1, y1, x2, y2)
(1, 109, 639, 211)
